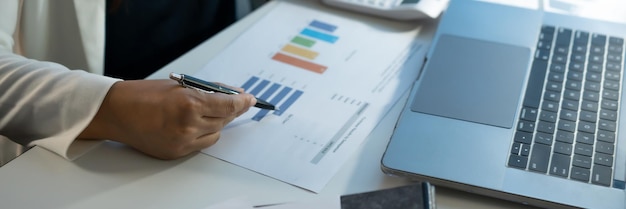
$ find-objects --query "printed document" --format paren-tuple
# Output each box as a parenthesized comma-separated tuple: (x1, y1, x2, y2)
(196, 1, 427, 192)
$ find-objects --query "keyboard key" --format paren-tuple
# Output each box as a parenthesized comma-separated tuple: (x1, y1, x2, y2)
(561, 99, 579, 111)
(514, 131, 533, 144)
(545, 81, 563, 92)
(544, 91, 560, 102)
(550, 153, 571, 177)
(576, 132, 594, 145)
(586, 72, 602, 83)
(602, 89, 620, 101)
(542, 100, 559, 112)
(540, 25, 555, 41)
(535, 48, 551, 60)
(578, 121, 596, 134)
(523, 60, 548, 108)
(573, 44, 588, 54)
(606, 61, 622, 72)
(574, 143, 593, 157)
(608, 44, 623, 54)
(591, 33, 607, 46)
(537, 40, 552, 50)
(573, 154, 592, 169)
(598, 119, 616, 132)
(550, 63, 566, 73)
(555, 130, 574, 143)
(571, 166, 590, 182)
(529, 143, 551, 173)
(556, 28, 573, 46)
(563, 89, 581, 101)
(607, 53, 622, 63)
(595, 141, 615, 155)
(591, 45, 605, 55)
(508, 155, 528, 169)
(567, 71, 583, 81)
(548, 71, 565, 83)
(601, 100, 618, 111)
(559, 109, 577, 121)
(584, 81, 601, 92)
(554, 45, 568, 54)
(517, 120, 535, 133)
(609, 36, 623, 45)
(570, 54, 585, 64)
(582, 91, 599, 102)
(537, 121, 556, 134)
(605, 71, 620, 81)
(534, 132, 553, 145)
(557, 120, 576, 133)
(589, 54, 604, 63)
(554, 142, 573, 155)
(599, 109, 617, 121)
(511, 142, 523, 155)
(520, 107, 539, 122)
(603, 80, 620, 91)
(574, 30, 589, 44)
(594, 153, 613, 167)
(540, 110, 557, 123)
(591, 165, 612, 186)
(597, 130, 616, 143)
(579, 110, 597, 123)
(565, 80, 582, 91)
(580, 100, 598, 112)
(587, 62, 602, 73)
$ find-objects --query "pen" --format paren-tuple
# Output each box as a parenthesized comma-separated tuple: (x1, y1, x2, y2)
(169, 72, 277, 110)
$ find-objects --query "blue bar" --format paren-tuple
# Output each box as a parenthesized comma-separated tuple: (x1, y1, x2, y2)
(259, 83, 281, 100)
(271, 87, 292, 104)
(250, 80, 270, 96)
(309, 20, 337, 33)
(241, 76, 259, 91)
(251, 86, 291, 122)
(300, 28, 338, 44)
(274, 90, 303, 116)
(252, 109, 270, 121)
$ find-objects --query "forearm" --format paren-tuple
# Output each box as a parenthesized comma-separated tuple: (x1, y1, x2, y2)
(0, 52, 119, 158)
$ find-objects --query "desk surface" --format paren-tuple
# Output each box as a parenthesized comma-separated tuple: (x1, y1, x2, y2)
(0, 1, 531, 208)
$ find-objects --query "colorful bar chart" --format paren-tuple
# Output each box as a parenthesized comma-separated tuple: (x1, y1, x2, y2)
(271, 19, 338, 74)
(242, 76, 304, 121)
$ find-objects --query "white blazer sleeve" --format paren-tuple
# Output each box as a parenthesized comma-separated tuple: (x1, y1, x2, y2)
(0, 0, 120, 160)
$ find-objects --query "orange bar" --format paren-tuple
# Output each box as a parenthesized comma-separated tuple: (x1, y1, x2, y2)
(281, 44, 319, 59)
(272, 53, 327, 74)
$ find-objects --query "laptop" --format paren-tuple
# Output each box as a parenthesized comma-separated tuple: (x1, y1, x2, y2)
(381, 0, 626, 208)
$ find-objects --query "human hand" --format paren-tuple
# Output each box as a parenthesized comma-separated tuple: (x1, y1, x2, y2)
(79, 79, 256, 159)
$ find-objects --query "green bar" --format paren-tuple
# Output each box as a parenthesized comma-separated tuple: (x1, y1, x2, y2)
(291, 36, 315, 48)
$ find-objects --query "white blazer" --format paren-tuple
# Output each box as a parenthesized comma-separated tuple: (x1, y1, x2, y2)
(0, 0, 119, 159)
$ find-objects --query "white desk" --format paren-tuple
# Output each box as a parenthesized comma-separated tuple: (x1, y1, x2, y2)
(0, 1, 531, 208)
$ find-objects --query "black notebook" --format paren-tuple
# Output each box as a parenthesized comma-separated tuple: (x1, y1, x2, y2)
(340, 182, 435, 209)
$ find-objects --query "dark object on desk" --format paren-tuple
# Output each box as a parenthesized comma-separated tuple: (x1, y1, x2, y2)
(340, 182, 435, 209)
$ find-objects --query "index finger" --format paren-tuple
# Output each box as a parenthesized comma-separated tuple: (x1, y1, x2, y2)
(199, 92, 256, 118)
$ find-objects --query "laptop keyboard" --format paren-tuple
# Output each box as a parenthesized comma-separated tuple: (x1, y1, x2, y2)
(508, 25, 625, 187)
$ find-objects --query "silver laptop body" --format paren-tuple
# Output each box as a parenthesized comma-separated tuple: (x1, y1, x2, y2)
(382, 0, 626, 208)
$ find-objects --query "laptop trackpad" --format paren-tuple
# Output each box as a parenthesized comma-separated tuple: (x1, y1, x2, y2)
(411, 34, 530, 129)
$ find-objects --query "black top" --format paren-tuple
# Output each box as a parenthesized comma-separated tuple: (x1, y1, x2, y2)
(104, 0, 236, 80)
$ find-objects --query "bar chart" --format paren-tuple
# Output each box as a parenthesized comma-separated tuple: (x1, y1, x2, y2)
(271, 19, 339, 74)
(241, 76, 304, 121)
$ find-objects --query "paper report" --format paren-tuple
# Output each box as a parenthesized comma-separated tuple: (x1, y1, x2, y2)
(195, 1, 428, 192)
